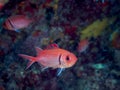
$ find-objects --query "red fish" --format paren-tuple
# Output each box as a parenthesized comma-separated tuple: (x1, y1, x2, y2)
(111, 31, 120, 49)
(3, 15, 33, 32)
(77, 39, 89, 53)
(18, 44, 77, 75)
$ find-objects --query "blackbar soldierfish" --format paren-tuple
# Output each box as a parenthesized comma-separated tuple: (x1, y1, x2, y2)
(3, 15, 33, 32)
(18, 44, 77, 75)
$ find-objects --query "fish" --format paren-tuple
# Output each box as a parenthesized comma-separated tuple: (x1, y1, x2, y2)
(3, 15, 33, 32)
(77, 39, 89, 53)
(110, 30, 120, 49)
(18, 44, 77, 75)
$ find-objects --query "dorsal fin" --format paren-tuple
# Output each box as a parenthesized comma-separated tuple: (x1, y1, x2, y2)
(46, 43, 59, 49)
(35, 47, 43, 56)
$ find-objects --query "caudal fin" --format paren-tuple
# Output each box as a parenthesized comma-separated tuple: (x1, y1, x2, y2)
(18, 54, 37, 69)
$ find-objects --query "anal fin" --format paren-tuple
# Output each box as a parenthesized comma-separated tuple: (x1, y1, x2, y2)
(35, 47, 43, 56)
(38, 63, 49, 71)
(26, 61, 35, 70)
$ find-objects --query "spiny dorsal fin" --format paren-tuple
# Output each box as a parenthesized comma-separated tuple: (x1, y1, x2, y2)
(46, 43, 59, 49)
(35, 47, 43, 56)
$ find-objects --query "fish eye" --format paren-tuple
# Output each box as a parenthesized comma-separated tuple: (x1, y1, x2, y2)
(66, 56, 70, 61)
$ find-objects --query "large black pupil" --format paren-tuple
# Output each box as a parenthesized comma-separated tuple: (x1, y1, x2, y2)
(66, 56, 69, 61)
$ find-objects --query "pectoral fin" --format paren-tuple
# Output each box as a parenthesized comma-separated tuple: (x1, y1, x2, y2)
(57, 68, 65, 76)
(35, 47, 43, 56)
(15, 29, 20, 33)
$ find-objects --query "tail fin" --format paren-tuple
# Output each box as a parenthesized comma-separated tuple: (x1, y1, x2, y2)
(18, 54, 37, 69)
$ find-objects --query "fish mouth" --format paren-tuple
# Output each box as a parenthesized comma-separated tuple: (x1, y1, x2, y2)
(68, 54, 77, 67)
